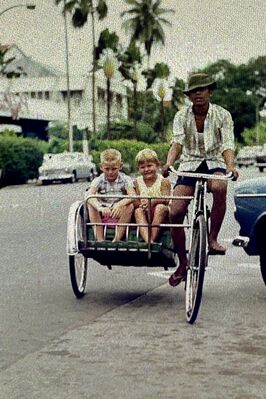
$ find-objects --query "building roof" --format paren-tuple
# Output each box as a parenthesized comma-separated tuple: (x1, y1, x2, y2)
(2, 44, 62, 77)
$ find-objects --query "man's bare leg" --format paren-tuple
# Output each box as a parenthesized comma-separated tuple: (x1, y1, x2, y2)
(208, 176, 227, 252)
(169, 185, 194, 284)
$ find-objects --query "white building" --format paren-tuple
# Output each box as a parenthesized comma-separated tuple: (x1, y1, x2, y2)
(0, 45, 128, 138)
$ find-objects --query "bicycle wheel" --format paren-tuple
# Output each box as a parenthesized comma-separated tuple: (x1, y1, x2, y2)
(69, 254, 87, 298)
(186, 213, 207, 324)
(69, 205, 88, 298)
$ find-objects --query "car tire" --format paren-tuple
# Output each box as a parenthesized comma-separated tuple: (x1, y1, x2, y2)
(259, 248, 266, 286)
(69, 172, 77, 183)
(259, 167, 264, 173)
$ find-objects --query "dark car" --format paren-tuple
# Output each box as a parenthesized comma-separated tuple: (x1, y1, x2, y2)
(233, 176, 266, 285)
(256, 146, 266, 172)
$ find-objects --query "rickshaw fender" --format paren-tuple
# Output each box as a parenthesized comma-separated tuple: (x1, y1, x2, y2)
(66, 200, 84, 255)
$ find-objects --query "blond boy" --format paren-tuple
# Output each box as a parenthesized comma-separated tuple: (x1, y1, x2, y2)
(86, 149, 135, 241)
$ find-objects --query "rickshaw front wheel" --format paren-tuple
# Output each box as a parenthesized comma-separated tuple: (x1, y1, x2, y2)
(69, 254, 88, 298)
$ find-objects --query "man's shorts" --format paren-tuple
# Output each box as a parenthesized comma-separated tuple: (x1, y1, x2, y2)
(174, 160, 226, 187)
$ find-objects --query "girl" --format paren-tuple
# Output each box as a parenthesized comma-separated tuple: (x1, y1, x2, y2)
(134, 149, 171, 243)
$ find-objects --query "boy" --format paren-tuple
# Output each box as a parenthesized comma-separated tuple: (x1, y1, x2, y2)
(86, 149, 135, 241)
(134, 149, 171, 243)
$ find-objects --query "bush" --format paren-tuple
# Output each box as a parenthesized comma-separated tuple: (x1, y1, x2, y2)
(97, 119, 158, 143)
(90, 139, 170, 173)
(0, 136, 47, 186)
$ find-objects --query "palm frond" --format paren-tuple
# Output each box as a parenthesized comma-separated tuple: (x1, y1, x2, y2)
(72, 8, 88, 27)
(64, 0, 78, 12)
(97, 0, 108, 20)
(124, 0, 141, 6)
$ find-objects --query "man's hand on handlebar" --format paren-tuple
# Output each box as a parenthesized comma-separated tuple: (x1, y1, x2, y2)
(162, 164, 172, 178)
(227, 167, 239, 181)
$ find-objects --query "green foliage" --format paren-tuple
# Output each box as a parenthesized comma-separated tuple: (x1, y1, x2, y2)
(144, 62, 171, 89)
(201, 56, 266, 141)
(0, 136, 48, 185)
(121, 0, 174, 57)
(241, 121, 266, 146)
(95, 29, 120, 60)
(119, 42, 143, 80)
(212, 88, 257, 141)
(97, 119, 158, 143)
(90, 139, 170, 172)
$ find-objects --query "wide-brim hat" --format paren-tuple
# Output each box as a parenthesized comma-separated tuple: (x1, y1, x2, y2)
(183, 73, 217, 95)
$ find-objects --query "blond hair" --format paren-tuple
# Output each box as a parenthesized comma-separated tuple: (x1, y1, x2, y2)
(100, 148, 122, 164)
(135, 148, 160, 166)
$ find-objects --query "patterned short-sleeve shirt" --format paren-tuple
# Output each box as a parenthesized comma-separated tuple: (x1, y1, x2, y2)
(172, 103, 235, 171)
(86, 172, 134, 207)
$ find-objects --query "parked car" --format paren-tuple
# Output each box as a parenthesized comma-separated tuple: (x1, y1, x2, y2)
(233, 176, 266, 285)
(38, 152, 97, 184)
(255, 144, 266, 172)
(235, 146, 261, 168)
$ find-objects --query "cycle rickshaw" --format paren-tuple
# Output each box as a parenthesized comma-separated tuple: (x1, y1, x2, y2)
(66, 169, 232, 324)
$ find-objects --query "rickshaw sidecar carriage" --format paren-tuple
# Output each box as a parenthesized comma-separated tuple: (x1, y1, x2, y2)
(66, 195, 190, 298)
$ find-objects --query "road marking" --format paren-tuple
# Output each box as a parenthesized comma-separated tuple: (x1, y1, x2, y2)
(221, 237, 235, 243)
(147, 270, 173, 279)
(238, 263, 259, 269)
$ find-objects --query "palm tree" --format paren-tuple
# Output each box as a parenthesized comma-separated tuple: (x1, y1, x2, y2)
(152, 78, 173, 138)
(98, 48, 121, 135)
(121, 0, 174, 69)
(119, 42, 144, 135)
(0, 45, 15, 77)
(55, 0, 108, 134)
(121, 0, 174, 119)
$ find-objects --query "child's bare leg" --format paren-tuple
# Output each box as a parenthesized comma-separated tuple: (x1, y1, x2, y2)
(151, 204, 169, 242)
(113, 204, 134, 242)
(134, 208, 149, 243)
(87, 203, 104, 241)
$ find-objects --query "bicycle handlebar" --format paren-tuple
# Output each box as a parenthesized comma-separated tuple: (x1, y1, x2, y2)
(169, 166, 235, 181)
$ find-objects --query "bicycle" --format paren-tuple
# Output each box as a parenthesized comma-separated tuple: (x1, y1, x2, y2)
(169, 167, 233, 324)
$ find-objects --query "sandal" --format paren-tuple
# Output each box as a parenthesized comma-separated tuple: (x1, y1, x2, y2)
(169, 269, 187, 287)
(208, 243, 226, 255)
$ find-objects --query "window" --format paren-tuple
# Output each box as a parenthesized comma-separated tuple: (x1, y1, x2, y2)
(97, 87, 105, 102)
(116, 94, 122, 108)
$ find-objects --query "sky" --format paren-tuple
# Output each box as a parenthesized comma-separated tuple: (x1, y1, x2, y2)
(0, 0, 266, 81)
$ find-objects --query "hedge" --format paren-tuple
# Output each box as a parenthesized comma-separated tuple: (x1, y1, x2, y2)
(0, 135, 48, 186)
(90, 140, 170, 173)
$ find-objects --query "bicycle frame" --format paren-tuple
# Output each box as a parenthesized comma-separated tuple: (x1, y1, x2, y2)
(169, 166, 233, 323)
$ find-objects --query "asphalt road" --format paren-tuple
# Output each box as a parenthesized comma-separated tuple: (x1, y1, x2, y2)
(0, 167, 265, 399)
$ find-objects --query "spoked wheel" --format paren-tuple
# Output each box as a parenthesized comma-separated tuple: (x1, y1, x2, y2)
(185, 214, 207, 324)
(69, 205, 88, 298)
(69, 254, 87, 298)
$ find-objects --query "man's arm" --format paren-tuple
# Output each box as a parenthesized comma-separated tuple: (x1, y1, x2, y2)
(166, 142, 182, 166)
(162, 143, 182, 177)
(222, 149, 239, 180)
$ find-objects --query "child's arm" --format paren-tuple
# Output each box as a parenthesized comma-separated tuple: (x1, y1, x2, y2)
(110, 187, 136, 218)
(86, 186, 110, 215)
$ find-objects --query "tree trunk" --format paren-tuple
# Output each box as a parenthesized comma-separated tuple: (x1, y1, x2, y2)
(160, 100, 165, 140)
(133, 82, 137, 138)
(91, 8, 96, 135)
(107, 77, 111, 137)
(141, 54, 150, 121)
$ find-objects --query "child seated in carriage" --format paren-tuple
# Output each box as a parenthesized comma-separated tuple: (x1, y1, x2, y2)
(134, 149, 171, 243)
(85, 149, 135, 242)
